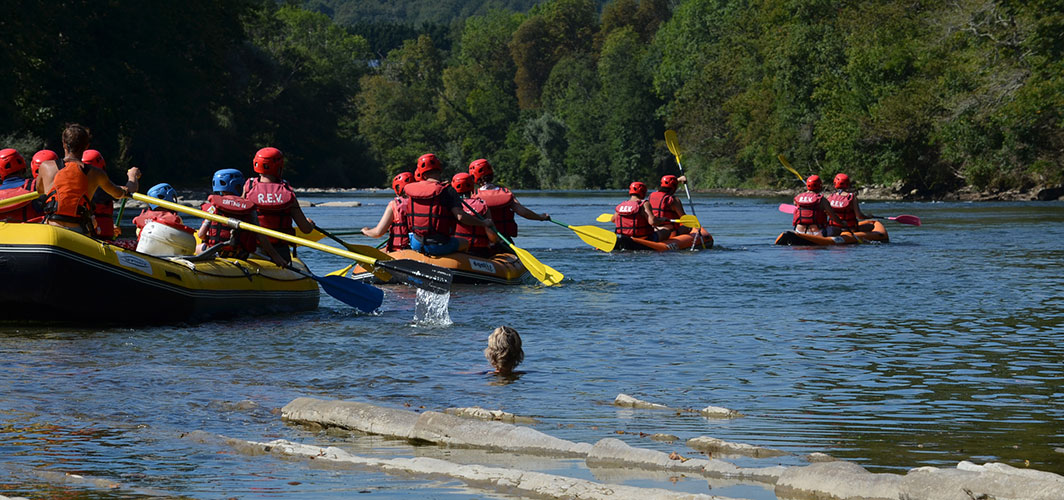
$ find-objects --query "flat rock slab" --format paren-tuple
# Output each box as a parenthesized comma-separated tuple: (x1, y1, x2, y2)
(613, 394, 670, 409)
(444, 406, 538, 424)
(312, 201, 362, 207)
(210, 434, 741, 500)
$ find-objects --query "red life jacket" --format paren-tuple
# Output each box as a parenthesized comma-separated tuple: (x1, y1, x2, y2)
(792, 191, 826, 228)
(387, 196, 410, 252)
(243, 178, 296, 244)
(404, 181, 456, 242)
(828, 192, 857, 228)
(44, 160, 93, 226)
(201, 195, 257, 255)
(648, 191, 678, 227)
(0, 179, 41, 223)
(474, 187, 517, 237)
(614, 199, 653, 238)
(454, 196, 491, 250)
(90, 189, 116, 239)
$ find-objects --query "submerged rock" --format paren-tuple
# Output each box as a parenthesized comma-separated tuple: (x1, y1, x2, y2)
(700, 406, 743, 419)
(444, 406, 538, 424)
(613, 394, 670, 409)
(686, 436, 789, 458)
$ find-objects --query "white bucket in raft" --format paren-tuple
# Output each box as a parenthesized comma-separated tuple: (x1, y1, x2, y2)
(136, 220, 195, 256)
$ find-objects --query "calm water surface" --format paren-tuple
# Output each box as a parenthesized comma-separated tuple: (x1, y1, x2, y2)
(2, 192, 1062, 498)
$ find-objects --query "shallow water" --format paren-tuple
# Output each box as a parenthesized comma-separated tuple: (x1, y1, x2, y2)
(1, 192, 1062, 498)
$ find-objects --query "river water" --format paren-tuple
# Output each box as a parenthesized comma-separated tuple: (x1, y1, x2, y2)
(1, 192, 1062, 499)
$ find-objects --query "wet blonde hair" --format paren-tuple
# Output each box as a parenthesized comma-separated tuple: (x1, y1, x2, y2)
(484, 326, 523, 374)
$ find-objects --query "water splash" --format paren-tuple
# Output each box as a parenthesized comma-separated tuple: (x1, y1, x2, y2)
(414, 288, 452, 326)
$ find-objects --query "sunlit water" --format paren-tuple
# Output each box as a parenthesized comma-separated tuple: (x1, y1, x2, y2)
(1, 192, 1062, 498)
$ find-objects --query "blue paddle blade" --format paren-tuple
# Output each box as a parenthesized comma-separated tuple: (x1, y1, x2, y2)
(313, 274, 383, 313)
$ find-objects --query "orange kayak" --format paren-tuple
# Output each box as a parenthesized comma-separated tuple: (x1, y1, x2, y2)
(774, 219, 889, 246)
(617, 228, 714, 251)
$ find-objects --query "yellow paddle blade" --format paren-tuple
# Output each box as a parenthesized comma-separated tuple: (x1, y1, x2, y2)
(672, 215, 701, 228)
(337, 243, 393, 281)
(596, 213, 614, 223)
(327, 263, 355, 277)
(298, 228, 326, 242)
(569, 225, 616, 252)
(664, 129, 681, 160)
(512, 245, 563, 286)
(777, 154, 805, 182)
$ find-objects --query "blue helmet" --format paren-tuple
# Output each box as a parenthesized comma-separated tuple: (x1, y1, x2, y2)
(146, 183, 177, 209)
(212, 168, 244, 195)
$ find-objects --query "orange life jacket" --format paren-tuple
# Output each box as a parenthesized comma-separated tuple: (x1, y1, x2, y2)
(44, 160, 93, 227)
(828, 192, 857, 228)
(0, 178, 41, 223)
(243, 178, 296, 245)
(614, 199, 653, 238)
(474, 187, 517, 237)
(792, 191, 826, 228)
(454, 196, 491, 251)
(387, 196, 410, 252)
(404, 181, 456, 242)
(648, 191, 678, 228)
(201, 195, 257, 256)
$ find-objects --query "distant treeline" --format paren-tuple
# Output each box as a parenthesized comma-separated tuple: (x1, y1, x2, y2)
(4, 0, 1062, 194)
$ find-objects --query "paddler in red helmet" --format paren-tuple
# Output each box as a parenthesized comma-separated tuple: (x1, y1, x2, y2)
(0, 148, 43, 223)
(825, 173, 873, 236)
(468, 158, 549, 250)
(361, 172, 414, 252)
(612, 181, 657, 240)
(404, 153, 493, 256)
(451, 172, 496, 257)
(792, 174, 848, 236)
(241, 147, 313, 264)
(648, 174, 692, 239)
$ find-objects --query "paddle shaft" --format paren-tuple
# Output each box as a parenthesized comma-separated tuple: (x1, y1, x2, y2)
(0, 191, 41, 209)
(665, 130, 704, 249)
(133, 193, 379, 267)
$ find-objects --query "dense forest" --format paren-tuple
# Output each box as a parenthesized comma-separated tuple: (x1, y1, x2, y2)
(3, 0, 1061, 195)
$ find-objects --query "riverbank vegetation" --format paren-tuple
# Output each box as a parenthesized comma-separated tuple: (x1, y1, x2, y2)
(3, 0, 1061, 196)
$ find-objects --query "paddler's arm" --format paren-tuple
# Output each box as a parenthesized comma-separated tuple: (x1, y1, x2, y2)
(644, 200, 666, 225)
(451, 206, 495, 229)
(512, 198, 549, 221)
(37, 160, 59, 195)
(361, 200, 396, 238)
(94, 166, 141, 200)
(820, 197, 853, 230)
(289, 203, 314, 235)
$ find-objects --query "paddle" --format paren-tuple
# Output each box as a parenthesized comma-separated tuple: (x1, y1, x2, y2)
(778, 203, 921, 227)
(132, 193, 452, 294)
(286, 265, 383, 313)
(314, 225, 394, 281)
(458, 199, 563, 286)
(777, 154, 805, 183)
(0, 191, 41, 209)
(664, 130, 706, 249)
(547, 219, 616, 252)
(596, 212, 700, 229)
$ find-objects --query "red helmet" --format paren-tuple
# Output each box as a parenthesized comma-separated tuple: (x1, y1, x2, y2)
(31, 150, 58, 179)
(451, 172, 474, 194)
(628, 181, 647, 198)
(833, 173, 851, 189)
(469, 158, 494, 183)
(0, 148, 27, 180)
(253, 147, 284, 176)
(81, 149, 105, 169)
(660, 175, 678, 190)
(806, 174, 823, 191)
(392, 172, 414, 196)
(415, 153, 441, 181)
